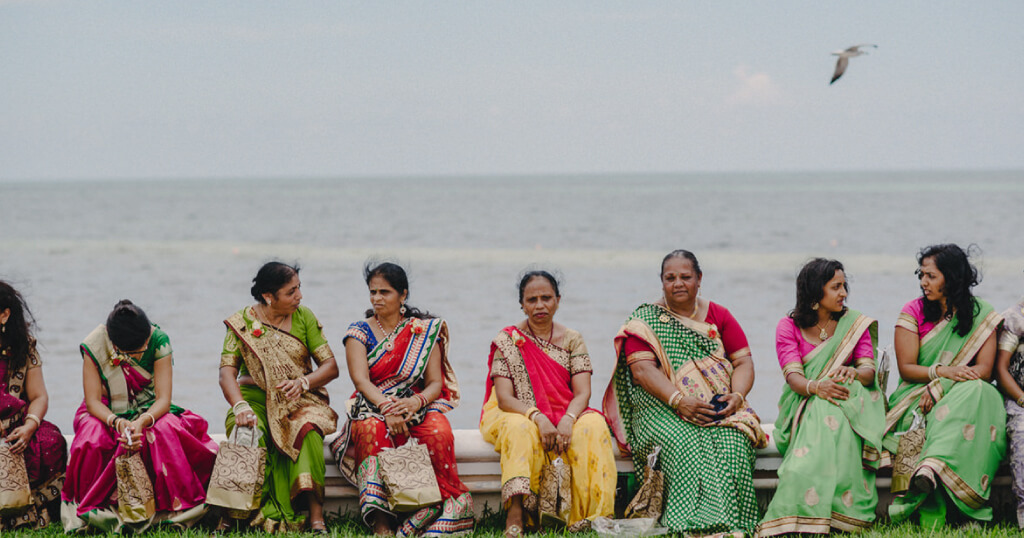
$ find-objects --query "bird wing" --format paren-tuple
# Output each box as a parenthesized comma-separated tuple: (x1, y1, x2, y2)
(848, 44, 878, 53)
(830, 56, 849, 84)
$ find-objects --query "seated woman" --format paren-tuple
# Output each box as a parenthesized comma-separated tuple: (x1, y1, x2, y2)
(759, 259, 885, 536)
(994, 295, 1024, 527)
(603, 249, 767, 536)
(0, 281, 66, 531)
(61, 300, 219, 533)
(331, 262, 473, 537)
(882, 244, 1006, 527)
(219, 261, 339, 533)
(480, 271, 616, 536)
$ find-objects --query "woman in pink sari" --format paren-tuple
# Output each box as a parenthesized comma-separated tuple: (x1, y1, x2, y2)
(480, 271, 616, 536)
(0, 281, 66, 531)
(61, 300, 219, 533)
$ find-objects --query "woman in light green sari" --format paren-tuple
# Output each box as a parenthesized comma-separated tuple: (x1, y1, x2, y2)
(759, 259, 884, 536)
(218, 262, 340, 533)
(883, 244, 1005, 527)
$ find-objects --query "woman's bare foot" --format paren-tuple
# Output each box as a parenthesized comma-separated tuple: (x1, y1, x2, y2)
(505, 495, 525, 538)
(372, 512, 395, 536)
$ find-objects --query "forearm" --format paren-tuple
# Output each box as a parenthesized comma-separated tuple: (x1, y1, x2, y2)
(631, 362, 680, 405)
(785, 373, 814, 397)
(856, 366, 875, 386)
(730, 356, 754, 396)
(305, 358, 339, 389)
(219, 368, 246, 406)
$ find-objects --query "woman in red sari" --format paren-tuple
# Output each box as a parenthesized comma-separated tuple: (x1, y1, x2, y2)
(480, 271, 616, 536)
(0, 281, 67, 531)
(331, 262, 473, 537)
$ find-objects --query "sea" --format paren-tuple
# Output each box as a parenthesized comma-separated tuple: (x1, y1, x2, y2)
(2, 171, 1023, 434)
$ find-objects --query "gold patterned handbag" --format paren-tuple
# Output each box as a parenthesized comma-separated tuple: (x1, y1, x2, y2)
(377, 438, 442, 512)
(115, 450, 156, 523)
(0, 441, 32, 515)
(538, 454, 572, 525)
(206, 425, 266, 512)
(625, 446, 664, 520)
(892, 410, 927, 494)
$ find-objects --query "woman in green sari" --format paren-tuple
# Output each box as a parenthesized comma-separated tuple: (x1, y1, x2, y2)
(604, 250, 767, 536)
(883, 244, 1005, 527)
(759, 259, 884, 536)
(218, 262, 340, 533)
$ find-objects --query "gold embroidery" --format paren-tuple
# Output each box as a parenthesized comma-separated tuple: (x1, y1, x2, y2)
(793, 447, 809, 458)
(841, 490, 853, 507)
(962, 424, 975, 441)
(824, 415, 840, 431)
(934, 405, 950, 421)
(804, 487, 819, 506)
(991, 425, 998, 442)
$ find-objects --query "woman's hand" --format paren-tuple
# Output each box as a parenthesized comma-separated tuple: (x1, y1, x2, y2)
(275, 378, 305, 400)
(919, 390, 935, 413)
(940, 365, 980, 383)
(554, 416, 574, 454)
(829, 366, 858, 384)
(536, 415, 559, 452)
(814, 379, 850, 404)
(4, 422, 38, 455)
(116, 420, 143, 452)
(235, 409, 258, 428)
(385, 414, 409, 437)
(675, 396, 717, 425)
(718, 392, 743, 417)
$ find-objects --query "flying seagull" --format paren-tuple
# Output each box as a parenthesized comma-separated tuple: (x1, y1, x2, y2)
(830, 44, 877, 84)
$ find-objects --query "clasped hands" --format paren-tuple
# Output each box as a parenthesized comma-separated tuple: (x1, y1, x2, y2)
(379, 395, 426, 437)
(535, 413, 574, 454)
(673, 393, 742, 425)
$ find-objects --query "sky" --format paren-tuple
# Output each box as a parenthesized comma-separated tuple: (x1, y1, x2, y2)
(2, 1, 1023, 180)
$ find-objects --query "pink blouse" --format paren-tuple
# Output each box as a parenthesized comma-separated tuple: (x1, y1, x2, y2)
(897, 297, 937, 337)
(775, 316, 874, 369)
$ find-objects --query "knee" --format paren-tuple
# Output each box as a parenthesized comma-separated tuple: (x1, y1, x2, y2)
(503, 413, 539, 437)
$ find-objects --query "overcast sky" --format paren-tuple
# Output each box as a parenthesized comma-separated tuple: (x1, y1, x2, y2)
(3, 1, 1023, 180)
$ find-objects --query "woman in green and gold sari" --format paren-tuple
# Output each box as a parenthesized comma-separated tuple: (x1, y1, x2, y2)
(604, 250, 768, 536)
(218, 262, 339, 533)
(883, 244, 1005, 527)
(759, 259, 884, 536)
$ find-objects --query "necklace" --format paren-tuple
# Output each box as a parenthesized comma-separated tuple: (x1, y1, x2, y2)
(256, 305, 288, 342)
(664, 297, 700, 319)
(526, 321, 555, 349)
(374, 315, 406, 351)
(816, 318, 832, 340)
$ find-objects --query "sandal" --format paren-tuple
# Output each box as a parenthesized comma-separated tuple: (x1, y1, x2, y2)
(504, 524, 523, 538)
(310, 519, 328, 535)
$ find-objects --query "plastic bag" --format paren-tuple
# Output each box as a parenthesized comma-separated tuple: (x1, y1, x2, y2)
(592, 516, 669, 538)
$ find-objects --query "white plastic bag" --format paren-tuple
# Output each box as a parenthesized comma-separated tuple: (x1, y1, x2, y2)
(592, 516, 669, 538)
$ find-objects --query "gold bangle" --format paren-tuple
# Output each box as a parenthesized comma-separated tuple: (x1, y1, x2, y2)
(525, 406, 540, 422)
(808, 381, 818, 396)
(24, 413, 41, 427)
(299, 376, 310, 392)
(106, 413, 117, 427)
(564, 412, 578, 423)
(928, 364, 939, 381)
(667, 390, 682, 408)
(731, 391, 743, 401)
(142, 412, 156, 428)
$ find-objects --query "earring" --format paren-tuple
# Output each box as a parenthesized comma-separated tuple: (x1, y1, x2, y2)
(400, 304, 407, 315)
(811, 302, 819, 310)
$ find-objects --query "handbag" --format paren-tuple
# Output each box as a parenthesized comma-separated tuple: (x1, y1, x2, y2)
(115, 449, 156, 523)
(377, 438, 442, 512)
(625, 446, 664, 520)
(538, 454, 572, 525)
(0, 440, 32, 515)
(206, 425, 266, 512)
(891, 410, 927, 494)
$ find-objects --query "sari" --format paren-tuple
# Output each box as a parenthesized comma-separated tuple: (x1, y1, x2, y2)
(999, 298, 1024, 526)
(758, 311, 884, 536)
(882, 297, 1006, 523)
(479, 326, 616, 530)
(221, 305, 339, 533)
(330, 317, 474, 537)
(0, 338, 66, 531)
(62, 324, 218, 533)
(604, 303, 767, 535)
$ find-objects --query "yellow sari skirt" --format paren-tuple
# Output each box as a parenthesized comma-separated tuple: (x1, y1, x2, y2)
(480, 394, 616, 526)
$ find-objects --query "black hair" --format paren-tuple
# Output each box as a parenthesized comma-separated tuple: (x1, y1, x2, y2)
(917, 244, 980, 337)
(790, 258, 848, 329)
(363, 261, 434, 319)
(250, 261, 300, 304)
(106, 299, 152, 351)
(518, 270, 561, 303)
(661, 249, 702, 278)
(0, 280, 37, 373)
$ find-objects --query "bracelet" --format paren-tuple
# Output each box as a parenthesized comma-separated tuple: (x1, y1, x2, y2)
(142, 412, 156, 428)
(808, 381, 818, 396)
(731, 392, 743, 401)
(299, 377, 310, 392)
(667, 390, 683, 408)
(106, 413, 118, 427)
(416, 393, 429, 410)
(564, 412, 578, 423)
(232, 400, 253, 416)
(24, 413, 41, 427)
(928, 364, 939, 381)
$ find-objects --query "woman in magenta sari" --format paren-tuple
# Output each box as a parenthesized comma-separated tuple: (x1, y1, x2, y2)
(331, 262, 473, 537)
(61, 300, 219, 533)
(480, 271, 616, 536)
(0, 281, 66, 531)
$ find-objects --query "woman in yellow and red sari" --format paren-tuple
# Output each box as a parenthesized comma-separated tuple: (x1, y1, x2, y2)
(481, 270, 616, 536)
(332, 262, 473, 537)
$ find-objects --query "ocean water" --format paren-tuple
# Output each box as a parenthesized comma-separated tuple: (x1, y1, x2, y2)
(2, 171, 1023, 433)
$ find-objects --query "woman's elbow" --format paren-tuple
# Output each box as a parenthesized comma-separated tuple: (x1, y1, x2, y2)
(321, 359, 340, 382)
